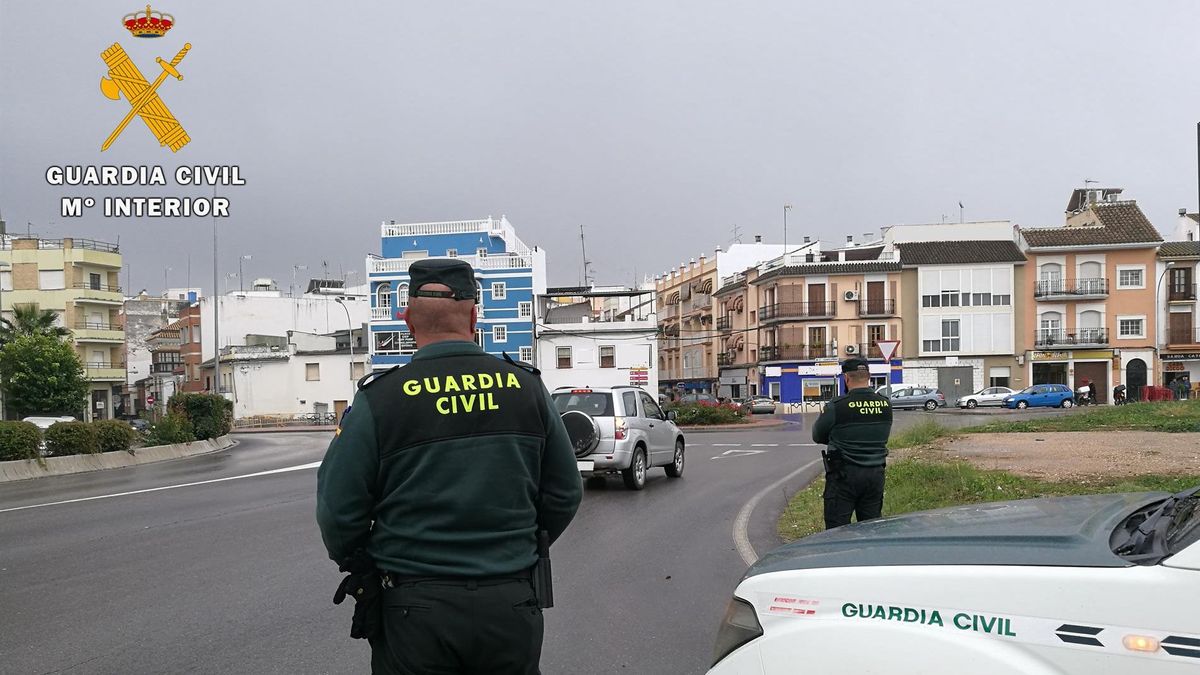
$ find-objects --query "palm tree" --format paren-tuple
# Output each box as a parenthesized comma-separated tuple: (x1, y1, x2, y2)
(0, 303, 71, 345)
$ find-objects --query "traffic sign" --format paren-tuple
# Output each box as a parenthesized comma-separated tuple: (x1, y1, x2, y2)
(875, 340, 900, 362)
(146, 395, 156, 406)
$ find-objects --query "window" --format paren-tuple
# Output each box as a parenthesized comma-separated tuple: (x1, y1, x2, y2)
(306, 363, 320, 381)
(89, 273, 102, 290)
(971, 293, 991, 306)
(941, 319, 960, 351)
(942, 290, 959, 307)
(622, 391, 639, 415)
(600, 345, 615, 368)
(1118, 317, 1145, 338)
(518, 301, 532, 318)
(556, 346, 572, 369)
(396, 283, 409, 307)
(921, 291, 961, 307)
(376, 282, 392, 308)
(446, 249, 458, 257)
(475, 328, 484, 347)
(477, 247, 488, 258)
(750, 310, 756, 323)
(38, 270, 66, 290)
(491, 282, 506, 300)
(641, 393, 665, 419)
(992, 294, 1011, 306)
(519, 346, 533, 362)
(1117, 266, 1145, 289)
(493, 325, 507, 343)
(922, 339, 941, 352)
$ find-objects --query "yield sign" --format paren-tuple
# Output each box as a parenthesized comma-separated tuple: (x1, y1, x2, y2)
(875, 340, 900, 362)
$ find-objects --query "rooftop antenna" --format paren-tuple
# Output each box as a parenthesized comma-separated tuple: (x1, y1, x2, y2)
(579, 224, 594, 286)
(730, 223, 743, 245)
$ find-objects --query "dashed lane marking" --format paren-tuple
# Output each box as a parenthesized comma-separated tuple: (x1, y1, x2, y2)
(751, 443, 778, 447)
(788, 443, 821, 447)
(0, 461, 322, 514)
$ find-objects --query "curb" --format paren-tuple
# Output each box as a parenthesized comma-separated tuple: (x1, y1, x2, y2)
(0, 435, 238, 483)
(231, 426, 336, 434)
(680, 419, 790, 434)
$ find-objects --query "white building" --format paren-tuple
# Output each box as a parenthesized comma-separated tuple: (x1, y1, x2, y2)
(536, 286, 658, 394)
(202, 331, 364, 421)
(197, 278, 369, 364)
(896, 240, 1027, 401)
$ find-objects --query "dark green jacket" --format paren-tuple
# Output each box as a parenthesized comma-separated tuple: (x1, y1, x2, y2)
(811, 386, 893, 467)
(316, 341, 583, 576)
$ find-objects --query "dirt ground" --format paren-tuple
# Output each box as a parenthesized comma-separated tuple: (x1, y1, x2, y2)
(926, 431, 1200, 480)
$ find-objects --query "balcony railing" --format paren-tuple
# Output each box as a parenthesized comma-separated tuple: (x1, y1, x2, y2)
(371, 306, 397, 320)
(1168, 284, 1198, 302)
(716, 316, 731, 332)
(73, 282, 122, 293)
(1034, 328, 1108, 347)
(857, 299, 896, 317)
(759, 344, 838, 361)
(717, 353, 735, 367)
(759, 301, 836, 322)
(1168, 328, 1200, 345)
(151, 363, 184, 374)
(682, 294, 712, 315)
(1034, 278, 1108, 299)
(382, 218, 496, 238)
(854, 342, 887, 359)
(369, 253, 533, 274)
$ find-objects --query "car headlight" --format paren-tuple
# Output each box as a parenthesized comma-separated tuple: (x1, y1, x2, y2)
(712, 596, 763, 667)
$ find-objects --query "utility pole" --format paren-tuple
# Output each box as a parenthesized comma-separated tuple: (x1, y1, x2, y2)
(579, 225, 593, 286)
(730, 223, 742, 245)
(783, 204, 792, 257)
(212, 187, 220, 396)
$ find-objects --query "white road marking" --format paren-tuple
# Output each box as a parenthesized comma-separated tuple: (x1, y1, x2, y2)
(0, 461, 322, 514)
(712, 449, 766, 460)
(712, 443, 742, 447)
(788, 443, 821, 447)
(733, 458, 823, 566)
(751, 443, 778, 447)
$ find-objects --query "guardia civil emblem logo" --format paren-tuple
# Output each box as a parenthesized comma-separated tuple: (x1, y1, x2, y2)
(100, 5, 191, 152)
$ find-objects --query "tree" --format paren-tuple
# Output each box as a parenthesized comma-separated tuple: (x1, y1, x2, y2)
(0, 333, 88, 417)
(0, 303, 71, 345)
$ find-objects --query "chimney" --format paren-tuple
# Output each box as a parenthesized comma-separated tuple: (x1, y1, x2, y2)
(838, 250, 847, 261)
(803, 236, 810, 243)
(846, 235, 854, 245)
(1181, 208, 1188, 216)
(754, 235, 762, 243)
(714, 246, 722, 254)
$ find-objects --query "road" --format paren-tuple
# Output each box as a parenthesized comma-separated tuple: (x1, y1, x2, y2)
(0, 408, 1047, 674)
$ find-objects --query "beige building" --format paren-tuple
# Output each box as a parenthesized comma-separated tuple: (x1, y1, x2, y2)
(657, 255, 718, 396)
(714, 267, 762, 400)
(1019, 189, 1162, 402)
(0, 236, 124, 420)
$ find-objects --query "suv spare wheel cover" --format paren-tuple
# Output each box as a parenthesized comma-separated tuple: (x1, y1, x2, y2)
(560, 410, 601, 458)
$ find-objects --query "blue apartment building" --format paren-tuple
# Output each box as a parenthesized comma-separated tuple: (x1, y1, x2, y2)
(366, 216, 547, 371)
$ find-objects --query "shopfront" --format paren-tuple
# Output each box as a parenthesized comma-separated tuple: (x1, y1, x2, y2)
(761, 359, 903, 404)
(1029, 349, 1114, 404)
(1161, 352, 1199, 397)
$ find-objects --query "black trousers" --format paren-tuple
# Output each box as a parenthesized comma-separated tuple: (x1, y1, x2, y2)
(370, 577, 543, 675)
(823, 463, 886, 529)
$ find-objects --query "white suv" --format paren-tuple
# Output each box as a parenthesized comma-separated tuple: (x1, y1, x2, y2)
(551, 386, 686, 490)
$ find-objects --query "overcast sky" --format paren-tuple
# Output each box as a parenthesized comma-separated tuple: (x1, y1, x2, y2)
(2, 1, 1198, 292)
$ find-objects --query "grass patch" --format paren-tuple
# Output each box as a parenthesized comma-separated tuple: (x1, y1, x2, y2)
(887, 419, 956, 450)
(777, 457, 1200, 543)
(964, 400, 1200, 434)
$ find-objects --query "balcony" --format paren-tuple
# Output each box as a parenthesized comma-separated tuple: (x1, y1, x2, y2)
(72, 282, 123, 304)
(857, 299, 896, 317)
(716, 316, 731, 332)
(1168, 284, 1198, 302)
(682, 293, 712, 316)
(151, 363, 184, 374)
(759, 301, 836, 323)
(368, 253, 533, 274)
(759, 344, 838, 361)
(1167, 328, 1200, 346)
(717, 353, 735, 367)
(73, 321, 124, 342)
(1034, 328, 1108, 348)
(371, 306, 400, 321)
(1034, 278, 1108, 301)
(85, 361, 125, 381)
(854, 342, 888, 359)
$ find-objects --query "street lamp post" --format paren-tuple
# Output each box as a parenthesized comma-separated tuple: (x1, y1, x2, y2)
(783, 203, 792, 259)
(163, 266, 172, 297)
(239, 255, 252, 292)
(334, 298, 356, 402)
(1156, 261, 1176, 389)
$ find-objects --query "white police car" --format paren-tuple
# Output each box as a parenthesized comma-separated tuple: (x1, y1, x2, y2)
(709, 487, 1200, 674)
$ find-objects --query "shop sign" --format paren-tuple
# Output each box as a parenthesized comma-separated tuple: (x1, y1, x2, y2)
(1160, 352, 1200, 361)
(1165, 362, 1186, 372)
(1031, 351, 1069, 361)
(1073, 349, 1114, 360)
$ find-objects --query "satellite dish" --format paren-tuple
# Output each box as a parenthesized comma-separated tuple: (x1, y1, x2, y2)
(560, 410, 600, 458)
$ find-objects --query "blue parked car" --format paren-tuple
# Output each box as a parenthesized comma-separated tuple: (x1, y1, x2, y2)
(1003, 384, 1075, 409)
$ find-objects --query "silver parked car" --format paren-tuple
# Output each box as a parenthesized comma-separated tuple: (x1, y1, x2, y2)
(744, 396, 777, 414)
(886, 386, 947, 411)
(551, 386, 686, 490)
(956, 386, 1017, 409)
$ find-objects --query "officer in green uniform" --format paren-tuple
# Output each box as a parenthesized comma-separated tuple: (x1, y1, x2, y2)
(316, 258, 583, 675)
(811, 357, 893, 529)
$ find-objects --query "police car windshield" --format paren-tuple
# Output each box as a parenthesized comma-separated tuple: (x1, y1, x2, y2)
(552, 392, 615, 417)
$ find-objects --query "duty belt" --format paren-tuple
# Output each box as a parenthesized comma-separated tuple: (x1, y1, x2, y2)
(381, 568, 532, 589)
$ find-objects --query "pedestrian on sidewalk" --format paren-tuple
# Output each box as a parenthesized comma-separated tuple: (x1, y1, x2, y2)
(316, 258, 583, 675)
(812, 357, 894, 529)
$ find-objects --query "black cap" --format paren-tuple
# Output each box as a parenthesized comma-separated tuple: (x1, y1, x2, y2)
(408, 258, 477, 301)
(840, 357, 870, 373)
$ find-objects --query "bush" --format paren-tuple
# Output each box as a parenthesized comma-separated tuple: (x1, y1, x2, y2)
(168, 393, 232, 440)
(94, 419, 137, 454)
(44, 421, 99, 457)
(0, 421, 43, 461)
(664, 401, 748, 425)
(146, 412, 195, 446)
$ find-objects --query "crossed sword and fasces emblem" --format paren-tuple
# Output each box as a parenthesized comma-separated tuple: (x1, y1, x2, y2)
(100, 42, 191, 151)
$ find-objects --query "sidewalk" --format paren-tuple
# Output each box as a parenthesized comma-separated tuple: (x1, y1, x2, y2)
(232, 425, 336, 434)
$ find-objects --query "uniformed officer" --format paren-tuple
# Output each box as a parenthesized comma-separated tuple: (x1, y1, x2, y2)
(316, 258, 584, 675)
(811, 357, 893, 529)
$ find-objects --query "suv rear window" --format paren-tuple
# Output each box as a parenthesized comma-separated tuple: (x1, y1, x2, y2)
(552, 392, 615, 417)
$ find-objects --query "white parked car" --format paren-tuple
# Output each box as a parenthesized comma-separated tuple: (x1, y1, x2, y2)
(22, 415, 77, 430)
(957, 386, 1017, 409)
(709, 488, 1200, 674)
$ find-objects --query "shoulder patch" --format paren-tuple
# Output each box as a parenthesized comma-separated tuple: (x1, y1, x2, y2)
(502, 351, 541, 376)
(357, 365, 400, 390)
